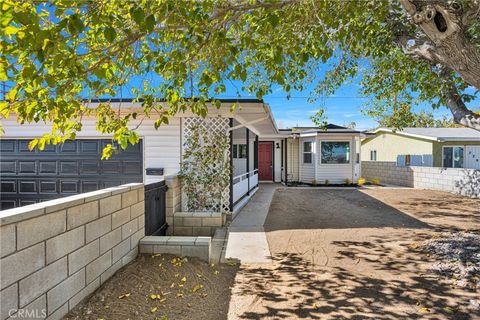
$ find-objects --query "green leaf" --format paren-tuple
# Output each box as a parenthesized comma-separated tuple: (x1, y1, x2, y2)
(130, 8, 145, 26)
(104, 26, 116, 43)
(145, 14, 156, 33)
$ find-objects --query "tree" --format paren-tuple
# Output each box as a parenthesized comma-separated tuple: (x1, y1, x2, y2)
(377, 108, 463, 128)
(1, 0, 479, 157)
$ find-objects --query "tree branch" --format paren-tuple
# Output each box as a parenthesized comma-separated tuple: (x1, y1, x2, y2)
(443, 83, 480, 130)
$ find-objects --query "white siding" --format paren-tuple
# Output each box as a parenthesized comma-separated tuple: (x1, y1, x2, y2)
(1, 118, 181, 184)
(287, 138, 299, 182)
(316, 135, 356, 184)
(299, 138, 316, 183)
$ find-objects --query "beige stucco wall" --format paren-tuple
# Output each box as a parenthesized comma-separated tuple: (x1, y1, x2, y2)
(361, 132, 433, 163)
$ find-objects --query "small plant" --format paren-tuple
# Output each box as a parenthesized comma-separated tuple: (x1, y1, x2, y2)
(344, 178, 352, 185)
(371, 177, 381, 185)
(324, 179, 330, 185)
(357, 177, 366, 186)
(311, 179, 318, 186)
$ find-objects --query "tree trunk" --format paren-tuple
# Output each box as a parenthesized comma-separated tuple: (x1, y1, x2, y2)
(399, 0, 480, 130)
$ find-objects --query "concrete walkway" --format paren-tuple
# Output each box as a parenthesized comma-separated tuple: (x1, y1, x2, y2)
(224, 184, 278, 264)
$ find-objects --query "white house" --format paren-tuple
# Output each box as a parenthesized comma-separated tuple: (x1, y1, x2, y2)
(0, 99, 362, 212)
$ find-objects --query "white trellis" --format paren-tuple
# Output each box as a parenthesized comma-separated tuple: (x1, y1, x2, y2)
(181, 117, 231, 214)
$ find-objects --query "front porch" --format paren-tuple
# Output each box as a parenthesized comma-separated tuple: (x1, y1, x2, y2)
(230, 119, 288, 214)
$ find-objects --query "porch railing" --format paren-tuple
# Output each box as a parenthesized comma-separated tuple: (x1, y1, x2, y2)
(233, 169, 258, 204)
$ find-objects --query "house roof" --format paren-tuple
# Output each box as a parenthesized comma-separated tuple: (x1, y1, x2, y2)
(370, 127, 480, 142)
(280, 124, 362, 135)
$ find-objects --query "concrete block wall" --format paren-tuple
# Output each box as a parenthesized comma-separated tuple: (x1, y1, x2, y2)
(361, 161, 414, 187)
(165, 175, 225, 236)
(362, 161, 480, 198)
(0, 183, 145, 320)
(411, 166, 480, 198)
(172, 212, 224, 236)
(165, 175, 181, 236)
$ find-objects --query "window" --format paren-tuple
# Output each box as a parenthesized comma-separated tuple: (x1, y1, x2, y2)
(232, 144, 247, 159)
(238, 144, 247, 158)
(303, 141, 313, 164)
(232, 144, 238, 158)
(443, 146, 464, 168)
(321, 141, 350, 164)
(370, 150, 377, 161)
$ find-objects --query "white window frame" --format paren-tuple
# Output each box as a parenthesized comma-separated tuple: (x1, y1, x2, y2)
(320, 141, 351, 165)
(302, 140, 314, 165)
(442, 145, 464, 168)
(370, 150, 377, 161)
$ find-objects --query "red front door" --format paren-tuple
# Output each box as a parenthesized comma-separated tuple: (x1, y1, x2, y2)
(258, 142, 273, 181)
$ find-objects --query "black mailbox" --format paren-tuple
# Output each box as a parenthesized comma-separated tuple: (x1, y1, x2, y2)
(146, 168, 164, 175)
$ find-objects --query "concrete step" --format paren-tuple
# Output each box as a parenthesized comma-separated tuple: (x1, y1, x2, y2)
(139, 236, 211, 262)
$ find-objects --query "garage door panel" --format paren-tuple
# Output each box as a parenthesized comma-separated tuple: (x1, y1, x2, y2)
(1, 180, 16, 193)
(60, 141, 77, 152)
(19, 181, 37, 193)
(124, 161, 143, 174)
(40, 180, 58, 193)
(0, 139, 143, 209)
(80, 161, 99, 174)
(39, 161, 57, 174)
(19, 161, 36, 174)
(1, 140, 15, 152)
(0, 161, 16, 174)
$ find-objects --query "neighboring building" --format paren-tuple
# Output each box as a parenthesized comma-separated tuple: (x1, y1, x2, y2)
(362, 127, 480, 169)
(0, 99, 362, 212)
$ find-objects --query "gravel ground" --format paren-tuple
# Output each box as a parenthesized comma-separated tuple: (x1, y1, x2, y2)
(423, 232, 480, 289)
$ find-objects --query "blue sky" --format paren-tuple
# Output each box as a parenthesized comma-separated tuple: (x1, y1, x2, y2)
(214, 82, 480, 131)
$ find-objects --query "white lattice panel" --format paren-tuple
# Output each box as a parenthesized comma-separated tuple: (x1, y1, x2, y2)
(182, 117, 231, 213)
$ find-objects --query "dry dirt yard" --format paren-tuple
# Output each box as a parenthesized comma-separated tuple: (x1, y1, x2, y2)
(228, 188, 480, 320)
(66, 254, 238, 320)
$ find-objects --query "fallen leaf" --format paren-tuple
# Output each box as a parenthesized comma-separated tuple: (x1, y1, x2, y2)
(192, 284, 204, 293)
(419, 307, 430, 312)
(151, 307, 158, 313)
(443, 306, 459, 314)
(313, 303, 318, 309)
(170, 283, 175, 288)
(118, 293, 131, 299)
(187, 303, 192, 308)
(177, 293, 184, 298)
(181, 277, 187, 283)
(213, 270, 220, 275)
(202, 293, 208, 298)
(152, 253, 161, 258)
(150, 294, 162, 300)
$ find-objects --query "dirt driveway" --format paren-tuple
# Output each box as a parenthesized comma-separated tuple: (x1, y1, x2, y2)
(228, 188, 480, 320)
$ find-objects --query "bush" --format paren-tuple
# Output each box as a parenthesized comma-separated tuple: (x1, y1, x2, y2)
(324, 179, 330, 185)
(371, 177, 381, 185)
(357, 177, 366, 186)
(345, 178, 352, 185)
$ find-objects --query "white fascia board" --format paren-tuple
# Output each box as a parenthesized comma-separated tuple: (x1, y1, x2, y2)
(438, 137, 480, 142)
(372, 128, 438, 141)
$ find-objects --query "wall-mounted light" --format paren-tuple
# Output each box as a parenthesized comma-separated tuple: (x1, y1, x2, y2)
(276, 142, 280, 149)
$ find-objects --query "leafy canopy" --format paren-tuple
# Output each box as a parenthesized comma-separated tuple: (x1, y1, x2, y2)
(1, 0, 479, 157)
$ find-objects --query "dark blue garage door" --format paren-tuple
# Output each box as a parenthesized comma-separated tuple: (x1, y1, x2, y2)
(0, 139, 143, 210)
